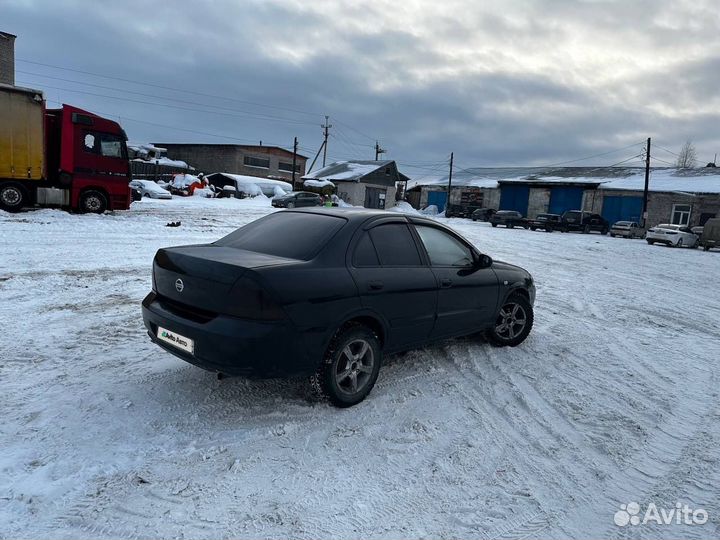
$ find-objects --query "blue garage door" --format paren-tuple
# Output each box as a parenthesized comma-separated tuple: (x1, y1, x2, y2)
(601, 196, 643, 225)
(548, 187, 585, 215)
(499, 185, 529, 216)
(427, 191, 447, 212)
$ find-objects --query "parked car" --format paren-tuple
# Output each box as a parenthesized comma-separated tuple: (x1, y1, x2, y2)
(271, 191, 323, 208)
(561, 210, 609, 234)
(646, 224, 699, 248)
(528, 213, 563, 232)
(700, 218, 720, 251)
(129, 179, 173, 200)
(691, 225, 704, 238)
(471, 208, 497, 222)
(130, 186, 143, 202)
(142, 208, 536, 407)
(610, 221, 645, 239)
(490, 210, 529, 229)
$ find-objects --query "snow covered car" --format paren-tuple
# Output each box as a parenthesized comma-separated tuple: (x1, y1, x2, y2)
(646, 224, 699, 248)
(610, 221, 645, 239)
(142, 208, 536, 407)
(129, 179, 172, 199)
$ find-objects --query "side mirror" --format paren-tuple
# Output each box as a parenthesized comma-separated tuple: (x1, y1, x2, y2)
(476, 254, 493, 268)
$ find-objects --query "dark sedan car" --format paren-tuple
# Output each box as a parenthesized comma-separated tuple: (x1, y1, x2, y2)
(528, 213, 563, 232)
(561, 210, 609, 234)
(271, 191, 323, 208)
(490, 210, 529, 229)
(142, 209, 535, 407)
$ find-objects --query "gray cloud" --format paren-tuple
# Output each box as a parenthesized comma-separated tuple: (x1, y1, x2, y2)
(4, 0, 720, 173)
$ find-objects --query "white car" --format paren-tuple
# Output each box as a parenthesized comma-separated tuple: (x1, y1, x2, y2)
(129, 179, 172, 200)
(610, 221, 645, 239)
(646, 223, 699, 248)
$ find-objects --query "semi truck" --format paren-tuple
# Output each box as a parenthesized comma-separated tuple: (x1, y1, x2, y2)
(0, 83, 131, 213)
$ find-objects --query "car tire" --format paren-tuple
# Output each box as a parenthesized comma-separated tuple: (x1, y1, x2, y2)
(79, 190, 108, 214)
(601, 228, 608, 235)
(530, 226, 536, 231)
(704, 246, 710, 252)
(472, 217, 477, 221)
(677, 238, 684, 248)
(647, 239, 655, 245)
(583, 224, 591, 234)
(491, 223, 497, 227)
(287, 202, 295, 208)
(610, 233, 616, 237)
(508, 223, 514, 229)
(0, 183, 27, 212)
(486, 294, 534, 347)
(546, 226, 553, 233)
(313, 323, 382, 408)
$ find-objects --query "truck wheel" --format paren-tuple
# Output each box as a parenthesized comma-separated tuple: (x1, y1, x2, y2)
(583, 224, 591, 234)
(0, 183, 27, 212)
(79, 190, 108, 214)
(486, 293, 534, 347)
(312, 323, 382, 408)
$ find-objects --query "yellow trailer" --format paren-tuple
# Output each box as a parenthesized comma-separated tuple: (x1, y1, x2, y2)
(0, 83, 45, 181)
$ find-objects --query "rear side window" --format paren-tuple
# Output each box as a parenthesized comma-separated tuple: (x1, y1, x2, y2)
(215, 212, 345, 260)
(368, 224, 422, 266)
(353, 234, 379, 267)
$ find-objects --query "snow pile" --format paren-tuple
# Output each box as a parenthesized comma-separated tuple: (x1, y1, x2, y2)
(303, 161, 389, 182)
(601, 169, 720, 193)
(304, 179, 335, 188)
(208, 173, 292, 197)
(128, 143, 190, 168)
(192, 188, 215, 198)
(388, 201, 421, 215)
(421, 204, 440, 215)
(170, 173, 200, 188)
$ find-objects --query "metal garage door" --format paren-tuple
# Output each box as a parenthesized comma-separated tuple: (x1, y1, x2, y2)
(499, 185, 529, 216)
(427, 191, 447, 212)
(601, 196, 643, 225)
(548, 187, 585, 215)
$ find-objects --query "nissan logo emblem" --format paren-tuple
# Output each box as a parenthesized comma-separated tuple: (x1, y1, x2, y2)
(175, 278, 184, 292)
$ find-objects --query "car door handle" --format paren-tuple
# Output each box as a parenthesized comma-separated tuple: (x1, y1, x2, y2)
(440, 278, 453, 288)
(368, 280, 384, 291)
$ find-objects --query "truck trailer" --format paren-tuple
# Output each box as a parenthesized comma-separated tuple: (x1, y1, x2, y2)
(0, 83, 131, 213)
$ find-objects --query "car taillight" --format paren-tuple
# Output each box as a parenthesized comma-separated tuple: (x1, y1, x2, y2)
(228, 277, 286, 320)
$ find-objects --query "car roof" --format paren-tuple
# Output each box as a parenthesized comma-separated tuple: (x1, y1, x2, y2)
(286, 207, 449, 228)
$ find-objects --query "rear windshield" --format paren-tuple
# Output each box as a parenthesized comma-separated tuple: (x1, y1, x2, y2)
(564, 211, 581, 218)
(215, 212, 346, 260)
(614, 221, 631, 226)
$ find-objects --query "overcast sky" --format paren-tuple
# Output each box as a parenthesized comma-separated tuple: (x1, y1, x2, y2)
(4, 0, 720, 175)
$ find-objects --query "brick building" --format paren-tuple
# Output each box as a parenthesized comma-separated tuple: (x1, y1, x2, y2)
(0, 31, 16, 86)
(153, 143, 307, 184)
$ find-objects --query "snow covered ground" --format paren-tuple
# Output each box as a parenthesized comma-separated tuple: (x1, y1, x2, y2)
(1, 197, 719, 539)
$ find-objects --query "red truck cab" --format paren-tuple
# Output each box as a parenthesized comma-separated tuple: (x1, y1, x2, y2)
(47, 105, 132, 212)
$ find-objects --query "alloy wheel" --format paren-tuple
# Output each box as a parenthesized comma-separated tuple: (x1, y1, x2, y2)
(494, 302, 528, 340)
(334, 339, 374, 395)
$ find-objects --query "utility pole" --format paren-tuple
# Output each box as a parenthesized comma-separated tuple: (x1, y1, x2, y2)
(321, 116, 332, 167)
(292, 136, 298, 187)
(374, 141, 386, 161)
(642, 137, 651, 227)
(445, 152, 454, 218)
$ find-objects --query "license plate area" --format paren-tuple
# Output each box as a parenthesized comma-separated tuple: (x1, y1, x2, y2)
(157, 326, 195, 354)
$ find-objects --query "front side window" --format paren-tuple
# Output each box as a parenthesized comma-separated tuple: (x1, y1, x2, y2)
(82, 131, 126, 158)
(368, 224, 422, 266)
(415, 225, 474, 267)
(671, 204, 691, 226)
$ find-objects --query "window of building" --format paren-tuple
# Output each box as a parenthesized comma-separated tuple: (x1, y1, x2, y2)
(244, 156, 270, 169)
(671, 204, 692, 226)
(278, 162, 301, 173)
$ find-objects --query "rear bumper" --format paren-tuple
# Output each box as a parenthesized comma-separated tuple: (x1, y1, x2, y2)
(141, 292, 316, 378)
(647, 236, 674, 245)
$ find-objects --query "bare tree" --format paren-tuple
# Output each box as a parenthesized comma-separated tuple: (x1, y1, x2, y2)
(676, 140, 697, 168)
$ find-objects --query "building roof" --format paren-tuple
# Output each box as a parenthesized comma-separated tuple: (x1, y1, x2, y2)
(0, 31, 17, 39)
(408, 166, 720, 194)
(154, 143, 307, 160)
(303, 160, 394, 182)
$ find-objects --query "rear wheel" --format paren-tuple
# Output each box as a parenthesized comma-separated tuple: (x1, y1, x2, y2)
(486, 294, 534, 347)
(0, 183, 27, 212)
(530, 226, 536, 231)
(647, 239, 655, 245)
(610, 233, 616, 237)
(546, 225, 553, 233)
(601, 227, 609, 235)
(491, 222, 497, 227)
(677, 238, 684, 248)
(286, 201, 295, 208)
(583, 224, 591, 234)
(313, 324, 382, 408)
(79, 190, 108, 214)
(508, 223, 514, 229)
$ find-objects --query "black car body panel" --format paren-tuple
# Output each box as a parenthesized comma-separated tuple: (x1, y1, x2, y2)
(271, 191, 323, 208)
(142, 208, 535, 378)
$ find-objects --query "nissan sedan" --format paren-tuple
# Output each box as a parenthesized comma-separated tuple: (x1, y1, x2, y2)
(142, 209, 536, 407)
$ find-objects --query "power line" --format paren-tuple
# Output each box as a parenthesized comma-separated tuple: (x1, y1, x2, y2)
(17, 58, 324, 118)
(653, 144, 680, 157)
(18, 69, 320, 125)
(536, 142, 647, 167)
(16, 79, 316, 127)
(651, 156, 676, 166)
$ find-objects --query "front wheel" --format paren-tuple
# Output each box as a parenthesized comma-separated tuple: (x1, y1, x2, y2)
(313, 324, 382, 408)
(676, 238, 684, 248)
(530, 226, 536, 231)
(286, 201, 295, 208)
(508, 223, 514, 229)
(0, 183, 27, 212)
(486, 294, 534, 347)
(583, 224, 591, 234)
(647, 239, 655, 245)
(79, 190, 108, 214)
(601, 228, 608, 235)
(491, 222, 497, 227)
